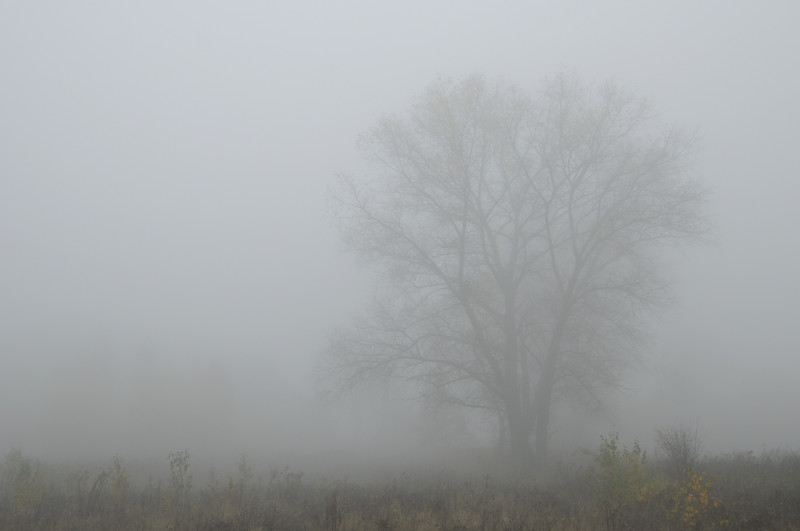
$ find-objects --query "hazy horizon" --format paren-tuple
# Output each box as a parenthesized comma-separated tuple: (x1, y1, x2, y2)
(2, 1, 798, 466)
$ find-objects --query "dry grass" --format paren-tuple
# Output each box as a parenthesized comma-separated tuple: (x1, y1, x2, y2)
(1, 445, 799, 530)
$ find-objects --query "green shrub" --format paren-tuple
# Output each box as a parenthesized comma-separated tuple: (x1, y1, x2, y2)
(589, 432, 654, 530)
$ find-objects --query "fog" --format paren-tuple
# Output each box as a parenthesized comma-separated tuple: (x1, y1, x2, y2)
(1, 2, 798, 470)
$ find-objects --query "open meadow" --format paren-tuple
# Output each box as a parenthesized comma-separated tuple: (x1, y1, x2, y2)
(3, 438, 799, 530)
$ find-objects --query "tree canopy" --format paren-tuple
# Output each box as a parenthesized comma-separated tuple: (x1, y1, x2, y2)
(327, 74, 708, 468)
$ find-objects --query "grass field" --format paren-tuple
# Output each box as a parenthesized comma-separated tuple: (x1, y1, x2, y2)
(2, 440, 799, 530)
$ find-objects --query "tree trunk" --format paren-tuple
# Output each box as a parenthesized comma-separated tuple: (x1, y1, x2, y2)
(497, 411, 507, 453)
(506, 399, 533, 468)
(533, 299, 570, 470)
(501, 273, 533, 468)
(533, 372, 554, 469)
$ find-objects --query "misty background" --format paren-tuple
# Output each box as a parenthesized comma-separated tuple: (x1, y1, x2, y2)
(1, 2, 798, 464)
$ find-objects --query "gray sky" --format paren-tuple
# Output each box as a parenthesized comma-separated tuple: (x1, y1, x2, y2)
(1, 1, 798, 459)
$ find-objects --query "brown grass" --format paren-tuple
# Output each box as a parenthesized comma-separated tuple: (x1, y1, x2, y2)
(1, 446, 799, 530)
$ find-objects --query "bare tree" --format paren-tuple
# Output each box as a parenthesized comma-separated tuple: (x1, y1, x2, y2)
(327, 74, 708, 468)
(656, 424, 703, 477)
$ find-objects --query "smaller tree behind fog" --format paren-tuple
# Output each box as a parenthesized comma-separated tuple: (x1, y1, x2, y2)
(326, 74, 708, 468)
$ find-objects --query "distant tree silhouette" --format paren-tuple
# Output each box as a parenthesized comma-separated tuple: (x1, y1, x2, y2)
(328, 74, 708, 468)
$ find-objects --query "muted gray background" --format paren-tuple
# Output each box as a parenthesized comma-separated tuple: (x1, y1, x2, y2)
(1, 2, 798, 462)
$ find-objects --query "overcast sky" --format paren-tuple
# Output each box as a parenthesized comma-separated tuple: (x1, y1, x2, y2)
(1, 1, 798, 460)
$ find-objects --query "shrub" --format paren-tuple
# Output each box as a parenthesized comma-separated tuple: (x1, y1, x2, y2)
(655, 424, 702, 478)
(589, 432, 654, 530)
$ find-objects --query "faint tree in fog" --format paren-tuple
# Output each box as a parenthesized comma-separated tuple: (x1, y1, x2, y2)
(327, 74, 708, 468)
(656, 424, 703, 477)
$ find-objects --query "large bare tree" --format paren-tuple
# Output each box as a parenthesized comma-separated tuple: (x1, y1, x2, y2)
(327, 74, 707, 467)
